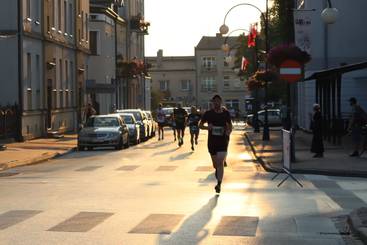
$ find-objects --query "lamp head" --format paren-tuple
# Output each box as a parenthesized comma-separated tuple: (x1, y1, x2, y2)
(321, 7, 338, 24)
(219, 24, 229, 35)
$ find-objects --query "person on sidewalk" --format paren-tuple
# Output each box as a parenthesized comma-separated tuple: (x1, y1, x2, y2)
(199, 95, 233, 194)
(84, 103, 96, 123)
(156, 104, 166, 141)
(311, 104, 324, 158)
(348, 97, 367, 157)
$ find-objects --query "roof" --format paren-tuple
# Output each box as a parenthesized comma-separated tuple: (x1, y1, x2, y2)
(305, 61, 367, 81)
(196, 36, 240, 50)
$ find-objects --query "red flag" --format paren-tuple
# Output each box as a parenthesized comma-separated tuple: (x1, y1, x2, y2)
(241, 57, 249, 71)
(247, 23, 257, 48)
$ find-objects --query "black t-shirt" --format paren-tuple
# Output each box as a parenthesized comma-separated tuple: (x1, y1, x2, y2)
(174, 108, 188, 125)
(201, 109, 231, 141)
(188, 113, 201, 127)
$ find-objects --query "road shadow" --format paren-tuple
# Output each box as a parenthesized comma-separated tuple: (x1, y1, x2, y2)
(152, 148, 179, 156)
(198, 172, 216, 186)
(157, 195, 218, 245)
(169, 152, 193, 161)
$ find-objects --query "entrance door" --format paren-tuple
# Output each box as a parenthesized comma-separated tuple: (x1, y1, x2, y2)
(46, 79, 52, 129)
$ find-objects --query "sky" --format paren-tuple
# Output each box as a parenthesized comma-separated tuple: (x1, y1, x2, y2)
(144, 0, 269, 57)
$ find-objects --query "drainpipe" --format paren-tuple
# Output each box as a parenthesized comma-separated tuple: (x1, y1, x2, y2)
(17, 0, 24, 141)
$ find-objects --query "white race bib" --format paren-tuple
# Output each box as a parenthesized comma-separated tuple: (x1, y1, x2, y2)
(212, 126, 224, 136)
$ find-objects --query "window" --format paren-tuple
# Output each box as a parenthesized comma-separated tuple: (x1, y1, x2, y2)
(26, 0, 31, 19)
(47, 16, 50, 32)
(202, 56, 216, 69)
(65, 60, 69, 107)
(27, 53, 32, 110)
(85, 13, 89, 41)
(69, 3, 73, 35)
(201, 77, 216, 91)
(70, 61, 74, 106)
(225, 100, 239, 111)
(58, 0, 62, 31)
(36, 55, 40, 109)
(159, 80, 169, 91)
(90, 31, 100, 55)
(59, 59, 63, 108)
(81, 11, 84, 40)
(64, 1, 67, 33)
(181, 80, 190, 91)
(223, 76, 230, 90)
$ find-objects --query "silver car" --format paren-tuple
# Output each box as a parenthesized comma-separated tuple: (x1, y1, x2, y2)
(117, 109, 149, 141)
(116, 113, 141, 145)
(78, 115, 129, 150)
(246, 109, 282, 127)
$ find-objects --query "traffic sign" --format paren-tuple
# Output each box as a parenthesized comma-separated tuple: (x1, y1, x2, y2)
(279, 60, 302, 83)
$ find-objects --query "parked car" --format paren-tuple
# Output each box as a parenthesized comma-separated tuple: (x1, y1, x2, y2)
(142, 111, 153, 138)
(161, 107, 174, 126)
(144, 111, 157, 137)
(246, 109, 282, 127)
(78, 115, 129, 150)
(115, 113, 140, 145)
(183, 107, 192, 114)
(117, 109, 149, 141)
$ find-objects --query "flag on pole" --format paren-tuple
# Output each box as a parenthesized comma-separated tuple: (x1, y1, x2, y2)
(247, 23, 257, 48)
(241, 57, 249, 71)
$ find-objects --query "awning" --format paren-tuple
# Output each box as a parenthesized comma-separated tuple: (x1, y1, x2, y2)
(304, 61, 367, 81)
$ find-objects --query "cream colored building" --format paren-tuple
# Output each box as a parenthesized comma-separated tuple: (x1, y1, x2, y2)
(195, 34, 250, 113)
(147, 50, 196, 108)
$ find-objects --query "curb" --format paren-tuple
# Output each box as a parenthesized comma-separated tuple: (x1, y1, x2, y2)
(0, 147, 76, 172)
(244, 132, 367, 178)
(347, 208, 367, 244)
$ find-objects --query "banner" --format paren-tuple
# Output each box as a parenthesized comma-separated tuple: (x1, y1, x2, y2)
(293, 11, 312, 54)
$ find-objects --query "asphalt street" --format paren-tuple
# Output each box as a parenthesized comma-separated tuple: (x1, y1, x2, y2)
(0, 126, 365, 244)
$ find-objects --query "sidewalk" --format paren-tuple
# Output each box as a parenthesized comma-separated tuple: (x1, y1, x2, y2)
(0, 134, 77, 172)
(245, 128, 367, 177)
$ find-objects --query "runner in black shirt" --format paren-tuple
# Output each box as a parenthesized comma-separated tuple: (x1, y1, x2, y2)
(174, 104, 188, 147)
(199, 95, 232, 194)
(187, 106, 201, 151)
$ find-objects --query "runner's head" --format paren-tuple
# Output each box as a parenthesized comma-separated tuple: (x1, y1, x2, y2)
(212, 94, 222, 110)
(177, 103, 182, 109)
(191, 106, 197, 113)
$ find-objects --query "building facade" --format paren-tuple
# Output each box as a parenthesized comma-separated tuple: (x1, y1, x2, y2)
(295, 0, 367, 130)
(147, 50, 196, 108)
(195, 35, 250, 113)
(0, 0, 89, 140)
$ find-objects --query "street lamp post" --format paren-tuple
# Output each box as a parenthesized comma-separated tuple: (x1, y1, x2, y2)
(219, 1, 270, 140)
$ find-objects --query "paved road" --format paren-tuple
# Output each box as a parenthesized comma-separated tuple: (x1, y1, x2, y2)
(0, 127, 364, 244)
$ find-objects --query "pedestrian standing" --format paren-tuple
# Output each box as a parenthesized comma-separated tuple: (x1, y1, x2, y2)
(156, 104, 166, 140)
(199, 95, 233, 194)
(84, 103, 96, 123)
(310, 104, 324, 158)
(188, 106, 201, 151)
(348, 97, 367, 157)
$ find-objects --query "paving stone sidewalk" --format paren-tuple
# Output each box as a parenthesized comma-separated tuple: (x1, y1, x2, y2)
(245, 128, 367, 177)
(0, 134, 77, 172)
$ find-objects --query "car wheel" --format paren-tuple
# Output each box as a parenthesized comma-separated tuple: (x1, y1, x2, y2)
(115, 139, 123, 150)
(78, 145, 84, 151)
(87, 146, 93, 151)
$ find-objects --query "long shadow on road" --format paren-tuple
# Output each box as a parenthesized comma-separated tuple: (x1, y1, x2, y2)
(158, 196, 218, 245)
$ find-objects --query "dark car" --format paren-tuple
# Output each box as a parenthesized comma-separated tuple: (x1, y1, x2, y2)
(117, 109, 149, 141)
(246, 109, 282, 127)
(78, 115, 129, 150)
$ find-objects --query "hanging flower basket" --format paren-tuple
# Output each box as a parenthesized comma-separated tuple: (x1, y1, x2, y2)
(245, 78, 264, 91)
(117, 59, 147, 78)
(268, 44, 311, 68)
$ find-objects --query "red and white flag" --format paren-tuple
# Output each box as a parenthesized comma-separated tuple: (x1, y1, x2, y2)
(247, 23, 257, 48)
(241, 57, 249, 71)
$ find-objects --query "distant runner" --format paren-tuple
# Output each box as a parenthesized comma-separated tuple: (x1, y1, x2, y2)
(156, 104, 165, 140)
(173, 104, 188, 147)
(199, 95, 232, 194)
(187, 106, 201, 151)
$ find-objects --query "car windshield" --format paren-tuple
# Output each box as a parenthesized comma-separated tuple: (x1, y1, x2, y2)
(123, 115, 134, 124)
(162, 108, 173, 115)
(86, 117, 120, 127)
(123, 111, 142, 121)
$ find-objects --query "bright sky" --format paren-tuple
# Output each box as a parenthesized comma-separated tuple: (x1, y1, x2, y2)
(145, 0, 269, 57)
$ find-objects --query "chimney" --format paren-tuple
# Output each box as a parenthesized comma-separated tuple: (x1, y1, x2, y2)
(157, 49, 163, 68)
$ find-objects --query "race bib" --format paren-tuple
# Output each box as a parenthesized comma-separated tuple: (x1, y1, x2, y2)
(212, 126, 224, 136)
